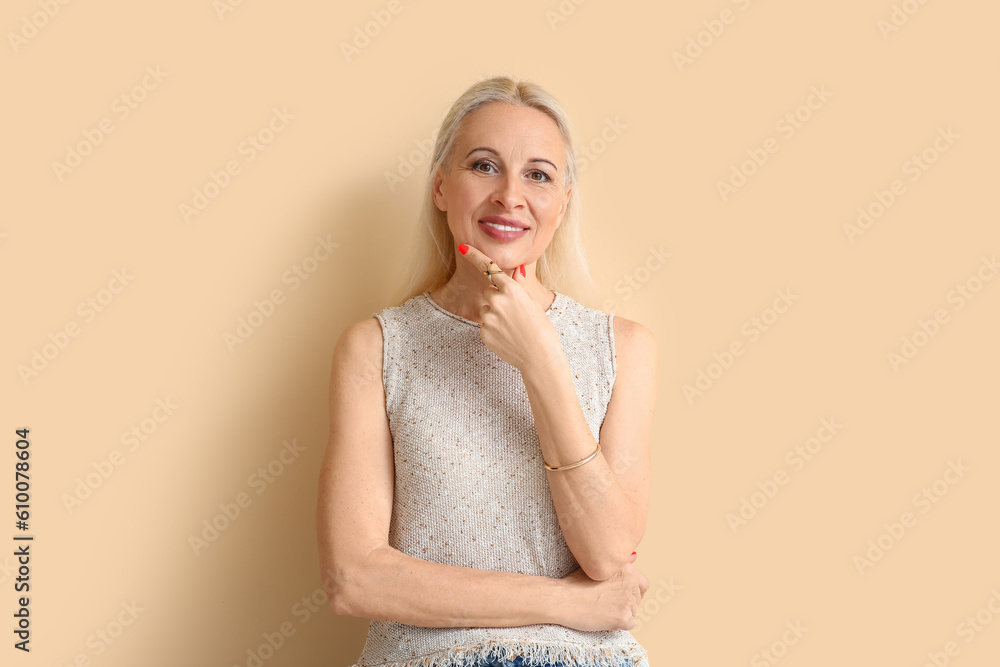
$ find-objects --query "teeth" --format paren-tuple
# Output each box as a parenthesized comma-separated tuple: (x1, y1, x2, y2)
(481, 221, 525, 232)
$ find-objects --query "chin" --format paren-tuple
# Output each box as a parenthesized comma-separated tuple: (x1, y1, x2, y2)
(480, 246, 518, 263)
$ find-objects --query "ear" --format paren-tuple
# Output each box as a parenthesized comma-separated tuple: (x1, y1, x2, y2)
(432, 166, 448, 212)
(556, 184, 572, 229)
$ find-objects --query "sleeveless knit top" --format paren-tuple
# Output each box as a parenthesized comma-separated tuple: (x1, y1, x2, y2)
(352, 290, 650, 667)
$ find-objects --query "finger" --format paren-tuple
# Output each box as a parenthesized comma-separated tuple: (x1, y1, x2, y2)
(458, 243, 514, 289)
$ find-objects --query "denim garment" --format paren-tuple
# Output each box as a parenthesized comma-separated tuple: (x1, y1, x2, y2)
(471, 652, 635, 667)
(471, 655, 568, 667)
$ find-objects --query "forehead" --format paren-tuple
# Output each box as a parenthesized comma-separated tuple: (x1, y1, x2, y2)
(457, 102, 565, 158)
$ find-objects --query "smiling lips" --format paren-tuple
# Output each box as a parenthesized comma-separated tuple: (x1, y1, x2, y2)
(479, 216, 530, 241)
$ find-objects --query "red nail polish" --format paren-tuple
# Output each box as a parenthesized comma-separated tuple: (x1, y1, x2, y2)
(519, 264, 525, 277)
(631, 551, 637, 556)
(458, 244, 468, 254)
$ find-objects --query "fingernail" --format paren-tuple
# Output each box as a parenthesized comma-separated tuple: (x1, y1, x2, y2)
(631, 551, 637, 556)
(519, 264, 525, 277)
(458, 244, 468, 254)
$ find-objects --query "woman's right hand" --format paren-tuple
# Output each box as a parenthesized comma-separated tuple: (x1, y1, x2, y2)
(557, 552, 650, 632)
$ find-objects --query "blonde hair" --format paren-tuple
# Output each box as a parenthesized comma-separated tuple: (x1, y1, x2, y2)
(389, 75, 596, 308)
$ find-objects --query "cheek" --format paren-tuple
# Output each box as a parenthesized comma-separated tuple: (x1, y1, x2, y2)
(530, 191, 561, 215)
(452, 179, 489, 208)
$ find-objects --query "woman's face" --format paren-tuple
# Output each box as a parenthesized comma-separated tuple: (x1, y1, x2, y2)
(432, 101, 572, 271)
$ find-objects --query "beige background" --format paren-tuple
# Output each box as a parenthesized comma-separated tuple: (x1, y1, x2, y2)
(3, 0, 999, 665)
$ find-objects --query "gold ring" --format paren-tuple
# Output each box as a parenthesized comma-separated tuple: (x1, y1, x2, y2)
(482, 261, 501, 285)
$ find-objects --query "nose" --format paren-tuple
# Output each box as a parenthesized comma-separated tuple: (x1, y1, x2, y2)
(492, 173, 525, 210)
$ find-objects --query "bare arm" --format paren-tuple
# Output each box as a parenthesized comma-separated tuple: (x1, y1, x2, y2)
(521, 317, 656, 581)
(316, 317, 647, 629)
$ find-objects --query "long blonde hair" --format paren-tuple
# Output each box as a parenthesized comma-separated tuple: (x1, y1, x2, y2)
(390, 75, 596, 308)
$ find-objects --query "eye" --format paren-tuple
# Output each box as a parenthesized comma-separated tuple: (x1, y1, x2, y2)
(528, 170, 552, 183)
(472, 159, 498, 174)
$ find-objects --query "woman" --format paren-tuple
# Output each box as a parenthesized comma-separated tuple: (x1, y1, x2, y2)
(316, 76, 657, 667)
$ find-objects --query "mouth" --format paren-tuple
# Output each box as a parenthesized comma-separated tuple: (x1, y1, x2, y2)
(479, 216, 529, 232)
(478, 216, 530, 242)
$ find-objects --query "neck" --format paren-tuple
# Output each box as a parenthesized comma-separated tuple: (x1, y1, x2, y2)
(431, 264, 553, 323)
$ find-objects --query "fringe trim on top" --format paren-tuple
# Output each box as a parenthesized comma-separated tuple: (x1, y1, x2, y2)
(348, 640, 649, 667)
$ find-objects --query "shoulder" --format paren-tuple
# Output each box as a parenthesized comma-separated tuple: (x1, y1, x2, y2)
(611, 315, 658, 369)
(338, 297, 418, 364)
(332, 316, 385, 381)
(340, 316, 384, 349)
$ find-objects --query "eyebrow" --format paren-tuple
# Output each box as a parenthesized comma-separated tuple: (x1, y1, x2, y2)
(464, 147, 559, 172)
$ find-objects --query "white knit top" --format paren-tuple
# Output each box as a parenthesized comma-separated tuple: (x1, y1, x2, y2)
(352, 290, 650, 667)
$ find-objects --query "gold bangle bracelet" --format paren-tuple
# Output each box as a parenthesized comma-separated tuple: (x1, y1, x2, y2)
(543, 443, 602, 471)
